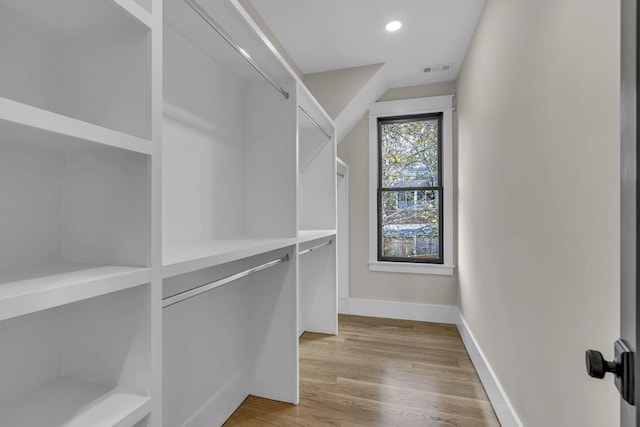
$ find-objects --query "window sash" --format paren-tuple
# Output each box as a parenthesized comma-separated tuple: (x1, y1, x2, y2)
(377, 113, 444, 264)
(377, 187, 444, 264)
(378, 113, 443, 189)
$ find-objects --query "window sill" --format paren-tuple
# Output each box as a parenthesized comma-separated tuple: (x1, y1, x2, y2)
(368, 261, 455, 276)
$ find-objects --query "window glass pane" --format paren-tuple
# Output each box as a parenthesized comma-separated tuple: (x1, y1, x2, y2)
(380, 189, 440, 260)
(380, 117, 439, 188)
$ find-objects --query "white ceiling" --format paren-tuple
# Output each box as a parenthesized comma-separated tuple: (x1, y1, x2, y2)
(249, 0, 486, 89)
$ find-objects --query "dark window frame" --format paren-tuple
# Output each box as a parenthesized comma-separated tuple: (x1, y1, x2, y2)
(377, 113, 444, 264)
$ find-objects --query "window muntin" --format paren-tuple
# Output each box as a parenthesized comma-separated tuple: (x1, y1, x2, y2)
(377, 113, 443, 264)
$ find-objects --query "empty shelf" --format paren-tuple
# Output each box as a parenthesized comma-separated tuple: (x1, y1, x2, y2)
(297, 229, 336, 244)
(0, 97, 153, 155)
(0, 263, 151, 321)
(0, 377, 150, 427)
(162, 238, 297, 278)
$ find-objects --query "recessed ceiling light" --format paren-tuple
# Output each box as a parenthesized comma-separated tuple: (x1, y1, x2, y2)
(386, 21, 402, 32)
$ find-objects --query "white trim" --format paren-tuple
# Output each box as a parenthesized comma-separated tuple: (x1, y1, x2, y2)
(347, 298, 458, 324)
(369, 95, 454, 116)
(457, 312, 524, 427)
(368, 96, 455, 273)
(368, 261, 454, 276)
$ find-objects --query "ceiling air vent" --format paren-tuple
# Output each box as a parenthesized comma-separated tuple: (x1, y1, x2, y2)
(423, 63, 453, 73)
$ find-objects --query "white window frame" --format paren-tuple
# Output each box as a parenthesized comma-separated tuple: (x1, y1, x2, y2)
(368, 95, 454, 275)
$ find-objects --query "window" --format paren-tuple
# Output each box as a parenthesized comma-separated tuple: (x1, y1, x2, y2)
(378, 113, 443, 263)
(368, 96, 454, 275)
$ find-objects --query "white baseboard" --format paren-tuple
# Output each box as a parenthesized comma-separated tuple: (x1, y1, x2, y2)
(183, 365, 249, 427)
(457, 313, 523, 427)
(346, 298, 459, 324)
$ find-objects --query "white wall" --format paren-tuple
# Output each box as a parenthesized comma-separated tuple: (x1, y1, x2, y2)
(337, 81, 458, 307)
(456, 0, 620, 425)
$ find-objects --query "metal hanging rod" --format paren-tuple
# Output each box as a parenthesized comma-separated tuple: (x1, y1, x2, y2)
(185, 0, 290, 100)
(298, 107, 332, 140)
(298, 239, 332, 256)
(162, 254, 290, 308)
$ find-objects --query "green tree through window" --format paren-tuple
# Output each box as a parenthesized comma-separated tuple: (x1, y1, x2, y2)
(378, 113, 443, 263)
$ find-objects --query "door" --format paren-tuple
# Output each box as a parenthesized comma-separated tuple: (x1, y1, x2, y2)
(621, 0, 638, 423)
(586, 1, 638, 424)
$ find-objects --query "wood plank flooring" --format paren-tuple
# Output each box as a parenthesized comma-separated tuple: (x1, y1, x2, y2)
(224, 315, 500, 426)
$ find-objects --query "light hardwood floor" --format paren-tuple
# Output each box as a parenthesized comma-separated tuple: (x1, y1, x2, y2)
(224, 315, 500, 426)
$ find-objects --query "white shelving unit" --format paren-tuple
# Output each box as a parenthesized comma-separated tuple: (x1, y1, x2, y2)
(162, 0, 297, 254)
(297, 86, 338, 337)
(297, 86, 337, 234)
(1, 0, 336, 424)
(0, 0, 162, 425)
(163, 246, 297, 427)
(161, 0, 302, 425)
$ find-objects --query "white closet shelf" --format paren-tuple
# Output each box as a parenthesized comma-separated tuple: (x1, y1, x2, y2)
(0, 264, 151, 322)
(0, 377, 150, 427)
(162, 238, 297, 278)
(0, 97, 153, 155)
(297, 229, 337, 244)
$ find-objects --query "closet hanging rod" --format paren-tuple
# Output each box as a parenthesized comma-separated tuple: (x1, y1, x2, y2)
(298, 107, 332, 140)
(184, 0, 290, 100)
(162, 253, 290, 308)
(298, 239, 332, 256)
